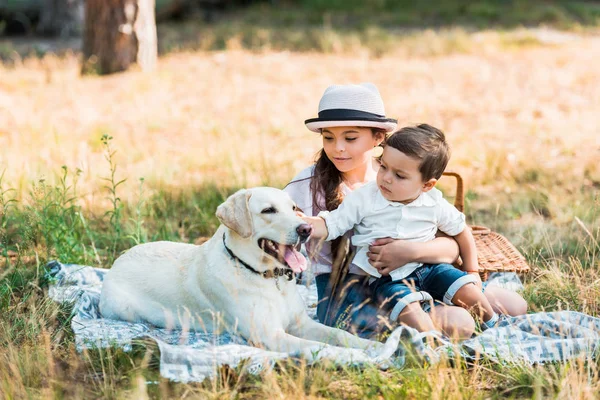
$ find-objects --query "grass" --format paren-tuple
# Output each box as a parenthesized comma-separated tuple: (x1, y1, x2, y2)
(2, 0, 600, 62)
(287, 0, 600, 28)
(155, 0, 600, 56)
(1, 12, 600, 399)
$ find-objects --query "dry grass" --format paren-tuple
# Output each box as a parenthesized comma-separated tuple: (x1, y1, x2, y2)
(1, 27, 600, 398)
(1, 30, 599, 207)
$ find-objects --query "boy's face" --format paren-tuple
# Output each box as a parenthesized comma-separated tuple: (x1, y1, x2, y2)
(376, 146, 436, 204)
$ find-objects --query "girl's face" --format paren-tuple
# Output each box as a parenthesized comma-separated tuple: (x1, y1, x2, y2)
(321, 127, 383, 174)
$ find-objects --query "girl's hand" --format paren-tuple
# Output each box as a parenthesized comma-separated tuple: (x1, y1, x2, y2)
(367, 238, 417, 276)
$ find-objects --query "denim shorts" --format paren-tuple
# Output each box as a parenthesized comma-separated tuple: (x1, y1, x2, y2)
(369, 263, 478, 322)
(315, 273, 390, 339)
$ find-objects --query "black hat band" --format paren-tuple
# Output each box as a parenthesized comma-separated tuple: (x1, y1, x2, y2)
(318, 108, 385, 120)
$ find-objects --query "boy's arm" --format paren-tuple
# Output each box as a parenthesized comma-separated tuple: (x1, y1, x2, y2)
(435, 195, 477, 267)
(301, 186, 368, 241)
(454, 228, 478, 272)
(453, 228, 482, 287)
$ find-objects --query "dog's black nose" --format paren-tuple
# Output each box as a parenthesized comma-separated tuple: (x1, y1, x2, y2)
(296, 224, 312, 241)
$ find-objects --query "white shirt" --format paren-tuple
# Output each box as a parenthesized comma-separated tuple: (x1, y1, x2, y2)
(318, 180, 466, 281)
(283, 166, 366, 276)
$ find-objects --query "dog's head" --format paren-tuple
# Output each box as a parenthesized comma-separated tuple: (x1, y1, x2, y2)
(216, 187, 311, 273)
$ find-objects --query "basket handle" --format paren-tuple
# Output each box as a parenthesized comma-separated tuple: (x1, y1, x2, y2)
(470, 225, 491, 235)
(442, 171, 464, 212)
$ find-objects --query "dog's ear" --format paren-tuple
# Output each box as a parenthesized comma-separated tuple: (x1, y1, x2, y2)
(216, 189, 253, 238)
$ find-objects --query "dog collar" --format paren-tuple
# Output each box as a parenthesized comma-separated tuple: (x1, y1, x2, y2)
(222, 234, 294, 281)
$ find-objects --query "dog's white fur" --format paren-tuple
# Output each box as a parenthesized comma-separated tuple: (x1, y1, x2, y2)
(99, 187, 382, 357)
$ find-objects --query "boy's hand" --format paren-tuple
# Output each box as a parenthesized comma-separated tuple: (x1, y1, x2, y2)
(296, 213, 328, 239)
(296, 211, 314, 227)
(295, 210, 308, 218)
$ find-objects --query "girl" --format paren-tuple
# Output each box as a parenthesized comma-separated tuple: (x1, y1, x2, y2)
(284, 83, 527, 340)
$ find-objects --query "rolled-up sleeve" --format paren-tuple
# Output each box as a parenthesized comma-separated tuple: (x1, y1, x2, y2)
(437, 198, 466, 236)
(317, 188, 366, 241)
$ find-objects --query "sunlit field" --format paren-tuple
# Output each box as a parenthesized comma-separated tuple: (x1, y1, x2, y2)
(1, 24, 600, 398)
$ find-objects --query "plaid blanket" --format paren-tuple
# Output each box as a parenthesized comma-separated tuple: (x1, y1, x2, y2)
(47, 261, 600, 382)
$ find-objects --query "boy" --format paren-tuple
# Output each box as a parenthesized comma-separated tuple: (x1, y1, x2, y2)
(301, 124, 499, 332)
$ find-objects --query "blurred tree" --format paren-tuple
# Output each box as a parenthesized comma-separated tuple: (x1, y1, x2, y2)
(82, 0, 157, 75)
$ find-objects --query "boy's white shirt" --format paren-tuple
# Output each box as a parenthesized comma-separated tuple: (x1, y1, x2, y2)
(318, 180, 466, 281)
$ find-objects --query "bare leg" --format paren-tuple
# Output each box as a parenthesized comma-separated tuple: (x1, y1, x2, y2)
(484, 286, 528, 316)
(452, 283, 496, 322)
(398, 302, 436, 332)
(429, 304, 475, 341)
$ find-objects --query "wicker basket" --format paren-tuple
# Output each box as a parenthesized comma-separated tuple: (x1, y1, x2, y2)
(442, 171, 530, 281)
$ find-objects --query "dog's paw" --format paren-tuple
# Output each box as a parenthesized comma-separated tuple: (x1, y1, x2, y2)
(301, 345, 372, 365)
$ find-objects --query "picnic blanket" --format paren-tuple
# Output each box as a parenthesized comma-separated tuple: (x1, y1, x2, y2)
(46, 261, 600, 383)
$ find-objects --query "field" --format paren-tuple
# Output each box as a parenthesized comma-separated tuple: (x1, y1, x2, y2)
(1, 4, 600, 398)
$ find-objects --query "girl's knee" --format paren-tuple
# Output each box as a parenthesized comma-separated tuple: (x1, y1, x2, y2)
(485, 286, 528, 316)
(431, 306, 475, 340)
(502, 294, 528, 316)
(515, 296, 528, 315)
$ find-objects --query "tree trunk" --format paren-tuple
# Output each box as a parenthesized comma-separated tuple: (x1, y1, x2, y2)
(38, 0, 85, 37)
(82, 0, 157, 75)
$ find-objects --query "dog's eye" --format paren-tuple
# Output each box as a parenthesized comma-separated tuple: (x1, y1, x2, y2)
(261, 207, 277, 214)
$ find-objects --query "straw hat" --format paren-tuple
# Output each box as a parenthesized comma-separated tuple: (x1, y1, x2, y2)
(305, 83, 398, 132)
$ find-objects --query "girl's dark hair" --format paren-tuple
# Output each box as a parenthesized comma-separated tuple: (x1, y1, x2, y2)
(384, 124, 450, 181)
(311, 148, 343, 214)
(310, 128, 386, 257)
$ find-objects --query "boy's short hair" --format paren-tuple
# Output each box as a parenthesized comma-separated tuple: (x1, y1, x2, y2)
(384, 124, 450, 181)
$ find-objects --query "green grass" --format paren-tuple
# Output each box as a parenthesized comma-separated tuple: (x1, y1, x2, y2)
(1, 150, 600, 397)
(288, 0, 600, 28)
(3, 0, 600, 62)
(156, 0, 600, 55)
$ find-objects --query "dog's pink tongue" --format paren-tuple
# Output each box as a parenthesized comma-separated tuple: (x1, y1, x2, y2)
(284, 246, 307, 274)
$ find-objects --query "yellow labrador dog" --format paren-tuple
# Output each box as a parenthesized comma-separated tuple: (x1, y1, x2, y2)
(99, 187, 387, 361)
